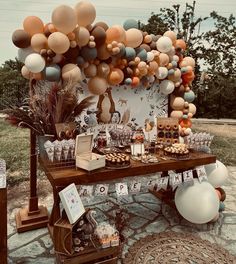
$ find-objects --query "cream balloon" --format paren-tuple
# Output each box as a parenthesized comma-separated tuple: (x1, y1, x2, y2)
(183, 56, 196, 68)
(156, 36, 173, 53)
(52, 5, 77, 34)
(188, 103, 197, 116)
(175, 179, 220, 224)
(156, 67, 168, 79)
(21, 65, 31, 79)
(163, 30, 177, 44)
(75, 1, 96, 27)
(62, 63, 82, 82)
(170, 110, 183, 119)
(31, 33, 48, 52)
(205, 160, 229, 188)
(171, 96, 185, 110)
(25, 53, 45, 73)
(159, 80, 175, 95)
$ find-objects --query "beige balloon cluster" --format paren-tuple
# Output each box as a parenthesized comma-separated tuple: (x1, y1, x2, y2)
(12, 1, 197, 135)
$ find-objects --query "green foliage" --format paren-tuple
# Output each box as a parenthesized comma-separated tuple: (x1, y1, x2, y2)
(0, 58, 29, 109)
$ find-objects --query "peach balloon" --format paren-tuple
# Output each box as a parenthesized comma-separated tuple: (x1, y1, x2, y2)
(21, 65, 30, 79)
(113, 25, 126, 43)
(164, 30, 177, 44)
(32, 72, 43, 80)
(170, 110, 183, 119)
(67, 32, 75, 41)
(31, 33, 48, 52)
(175, 39, 186, 50)
(159, 53, 169, 66)
(125, 28, 143, 48)
(183, 56, 196, 68)
(23, 16, 44, 36)
(108, 68, 124, 85)
(75, 1, 96, 27)
(74, 26, 90, 47)
(52, 5, 77, 34)
(144, 35, 152, 44)
(48, 23, 57, 33)
(106, 27, 123, 44)
(171, 96, 185, 110)
(88, 77, 108, 95)
(62, 63, 82, 82)
(168, 68, 182, 82)
(188, 103, 196, 115)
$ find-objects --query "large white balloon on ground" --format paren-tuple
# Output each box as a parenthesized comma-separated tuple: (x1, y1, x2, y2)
(205, 160, 229, 188)
(175, 179, 220, 224)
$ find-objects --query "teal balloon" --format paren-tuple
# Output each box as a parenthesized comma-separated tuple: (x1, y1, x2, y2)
(171, 61, 178, 68)
(181, 67, 187, 73)
(135, 48, 147, 61)
(77, 56, 85, 67)
(44, 64, 61, 81)
(184, 90, 195, 103)
(123, 19, 138, 30)
(80, 47, 97, 61)
(125, 78, 132, 85)
(182, 114, 188, 119)
(125, 47, 136, 61)
(168, 69, 175, 75)
(219, 202, 225, 212)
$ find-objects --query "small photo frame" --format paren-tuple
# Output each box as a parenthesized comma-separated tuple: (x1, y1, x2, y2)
(59, 183, 85, 224)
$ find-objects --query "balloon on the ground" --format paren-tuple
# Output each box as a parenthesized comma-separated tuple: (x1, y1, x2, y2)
(205, 160, 229, 188)
(25, 53, 45, 73)
(12, 29, 31, 48)
(175, 179, 220, 224)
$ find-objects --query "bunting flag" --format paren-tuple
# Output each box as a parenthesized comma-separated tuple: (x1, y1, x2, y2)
(76, 167, 208, 199)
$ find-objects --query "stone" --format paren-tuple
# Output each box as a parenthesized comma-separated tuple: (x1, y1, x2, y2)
(141, 202, 161, 213)
(40, 234, 53, 249)
(145, 216, 169, 233)
(129, 216, 149, 229)
(223, 214, 236, 224)
(26, 257, 55, 264)
(9, 241, 45, 258)
(123, 204, 158, 220)
(134, 193, 160, 204)
(220, 224, 236, 240)
(8, 228, 48, 250)
(7, 223, 16, 237)
(123, 227, 134, 238)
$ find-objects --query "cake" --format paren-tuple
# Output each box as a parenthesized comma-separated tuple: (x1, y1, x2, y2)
(105, 153, 130, 167)
(164, 143, 189, 159)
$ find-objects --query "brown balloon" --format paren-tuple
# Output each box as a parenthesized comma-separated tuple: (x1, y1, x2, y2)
(91, 26, 106, 46)
(12, 29, 31, 48)
(94, 21, 109, 31)
(173, 85, 185, 96)
(150, 41, 157, 50)
(140, 43, 151, 52)
(64, 47, 80, 60)
(97, 44, 110, 60)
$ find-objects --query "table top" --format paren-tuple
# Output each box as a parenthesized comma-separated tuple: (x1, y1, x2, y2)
(40, 151, 216, 187)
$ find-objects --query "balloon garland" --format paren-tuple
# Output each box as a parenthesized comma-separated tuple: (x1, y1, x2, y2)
(12, 1, 196, 136)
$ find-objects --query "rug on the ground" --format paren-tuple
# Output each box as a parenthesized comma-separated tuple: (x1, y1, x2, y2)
(124, 231, 236, 264)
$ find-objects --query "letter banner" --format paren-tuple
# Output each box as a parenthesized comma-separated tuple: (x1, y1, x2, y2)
(116, 183, 129, 196)
(196, 166, 208, 183)
(94, 184, 109, 196)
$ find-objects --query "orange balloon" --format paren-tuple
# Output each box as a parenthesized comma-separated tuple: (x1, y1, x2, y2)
(48, 23, 57, 33)
(179, 119, 192, 128)
(132, 76, 140, 87)
(108, 68, 124, 85)
(23, 16, 44, 36)
(175, 39, 186, 50)
(48, 32, 70, 54)
(149, 61, 158, 72)
(97, 44, 110, 60)
(106, 27, 123, 44)
(182, 71, 195, 84)
(67, 32, 75, 41)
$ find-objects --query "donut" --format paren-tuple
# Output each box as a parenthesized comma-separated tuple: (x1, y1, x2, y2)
(158, 131, 165, 138)
(165, 125, 171, 130)
(173, 124, 179, 131)
(158, 124, 164, 130)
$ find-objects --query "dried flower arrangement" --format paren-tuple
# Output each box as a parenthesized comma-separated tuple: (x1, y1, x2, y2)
(3, 79, 95, 136)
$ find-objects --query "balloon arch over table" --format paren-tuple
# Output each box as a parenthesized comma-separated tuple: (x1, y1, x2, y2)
(12, 1, 196, 137)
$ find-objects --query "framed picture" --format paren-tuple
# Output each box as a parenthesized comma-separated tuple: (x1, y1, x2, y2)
(59, 183, 85, 224)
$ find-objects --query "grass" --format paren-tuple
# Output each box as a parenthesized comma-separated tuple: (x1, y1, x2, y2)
(0, 118, 235, 187)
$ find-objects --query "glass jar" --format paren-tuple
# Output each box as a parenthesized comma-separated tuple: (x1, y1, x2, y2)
(95, 131, 107, 149)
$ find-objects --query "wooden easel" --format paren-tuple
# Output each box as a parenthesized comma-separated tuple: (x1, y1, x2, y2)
(15, 129, 49, 232)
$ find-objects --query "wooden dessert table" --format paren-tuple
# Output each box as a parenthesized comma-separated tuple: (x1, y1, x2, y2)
(40, 151, 216, 227)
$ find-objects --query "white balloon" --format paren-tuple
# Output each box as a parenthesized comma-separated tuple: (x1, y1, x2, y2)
(175, 179, 219, 224)
(156, 67, 168, 79)
(156, 36, 173, 53)
(205, 160, 229, 188)
(159, 80, 175, 95)
(147, 52, 154, 62)
(18, 47, 34, 63)
(25, 53, 45, 73)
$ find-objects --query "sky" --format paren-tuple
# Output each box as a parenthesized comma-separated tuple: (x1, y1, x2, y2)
(0, 0, 235, 65)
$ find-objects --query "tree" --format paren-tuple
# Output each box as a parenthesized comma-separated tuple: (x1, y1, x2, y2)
(0, 58, 29, 109)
